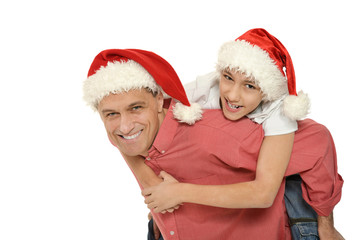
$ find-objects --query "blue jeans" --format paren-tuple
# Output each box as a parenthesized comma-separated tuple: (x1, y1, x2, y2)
(284, 174, 319, 240)
(147, 218, 164, 240)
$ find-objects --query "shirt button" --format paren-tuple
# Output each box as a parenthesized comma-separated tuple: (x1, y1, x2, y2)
(146, 157, 151, 161)
(170, 231, 175, 235)
(161, 150, 165, 154)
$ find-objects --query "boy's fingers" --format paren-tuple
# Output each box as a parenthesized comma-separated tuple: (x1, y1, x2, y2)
(141, 188, 152, 196)
(147, 201, 157, 210)
(158, 171, 167, 178)
(144, 197, 151, 204)
(159, 171, 172, 180)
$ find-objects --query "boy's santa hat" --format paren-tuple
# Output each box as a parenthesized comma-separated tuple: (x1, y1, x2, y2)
(217, 28, 310, 120)
(83, 49, 202, 125)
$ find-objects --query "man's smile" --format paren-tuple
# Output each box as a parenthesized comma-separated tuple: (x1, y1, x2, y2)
(120, 130, 143, 140)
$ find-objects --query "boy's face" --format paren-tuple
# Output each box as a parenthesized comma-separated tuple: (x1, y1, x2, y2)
(219, 69, 263, 121)
(98, 89, 164, 157)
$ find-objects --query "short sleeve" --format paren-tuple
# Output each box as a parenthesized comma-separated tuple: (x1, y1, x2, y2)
(262, 106, 298, 136)
(184, 71, 221, 109)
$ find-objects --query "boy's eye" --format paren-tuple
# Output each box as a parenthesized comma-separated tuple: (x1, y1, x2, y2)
(223, 74, 233, 81)
(245, 84, 256, 89)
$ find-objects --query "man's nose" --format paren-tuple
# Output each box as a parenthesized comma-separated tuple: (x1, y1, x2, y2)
(118, 114, 135, 135)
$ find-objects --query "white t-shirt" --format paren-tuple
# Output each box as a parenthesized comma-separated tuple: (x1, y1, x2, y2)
(184, 72, 297, 136)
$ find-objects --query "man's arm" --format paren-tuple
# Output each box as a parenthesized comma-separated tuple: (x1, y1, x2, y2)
(318, 213, 345, 240)
(121, 154, 163, 239)
(121, 154, 162, 188)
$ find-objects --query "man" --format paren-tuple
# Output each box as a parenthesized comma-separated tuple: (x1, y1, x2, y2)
(83, 49, 343, 239)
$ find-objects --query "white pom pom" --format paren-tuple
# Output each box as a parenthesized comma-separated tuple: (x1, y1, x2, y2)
(172, 102, 203, 125)
(283, 91, 311, 120)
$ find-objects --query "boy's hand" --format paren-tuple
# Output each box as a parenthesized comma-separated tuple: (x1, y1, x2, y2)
(142, 171, 182, 213)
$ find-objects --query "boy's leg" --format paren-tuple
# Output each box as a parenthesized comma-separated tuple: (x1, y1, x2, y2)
(284, 174, 319, 240)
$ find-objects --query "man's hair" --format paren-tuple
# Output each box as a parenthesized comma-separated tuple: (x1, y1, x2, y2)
(145, 87, 159, 97)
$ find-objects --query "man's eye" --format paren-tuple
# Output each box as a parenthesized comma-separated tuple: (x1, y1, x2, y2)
(132, 106, 142, 110)
(106, 112, 118, 117)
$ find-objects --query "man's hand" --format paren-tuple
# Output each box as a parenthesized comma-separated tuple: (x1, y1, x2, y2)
(318, 212, 344, 240)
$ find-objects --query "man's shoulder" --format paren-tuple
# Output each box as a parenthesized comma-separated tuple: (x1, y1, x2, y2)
(166, 104, 263, 142)
(200, 109, 257, 125)
(297, 118, 331, 137)
(193, 109, 263, 140)
(295, 118, 334, 149)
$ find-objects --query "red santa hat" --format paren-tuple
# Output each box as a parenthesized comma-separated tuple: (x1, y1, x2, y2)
(83, 49, 202, 124)
(217, 28, 310, 120)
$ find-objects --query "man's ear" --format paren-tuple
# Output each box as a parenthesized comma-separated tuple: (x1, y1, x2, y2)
(156, 92, 164, 113)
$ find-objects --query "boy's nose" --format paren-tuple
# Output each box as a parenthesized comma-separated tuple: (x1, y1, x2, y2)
(227, 86, 241, 102)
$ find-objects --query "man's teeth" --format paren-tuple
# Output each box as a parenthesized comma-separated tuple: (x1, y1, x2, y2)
(227, 101, 240, 109)
(122, 131, 142, 140)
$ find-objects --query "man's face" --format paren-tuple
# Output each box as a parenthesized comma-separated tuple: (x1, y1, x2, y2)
(98, 89, 164, 157)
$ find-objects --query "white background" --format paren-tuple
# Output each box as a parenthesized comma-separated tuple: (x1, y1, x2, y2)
(1, 0, 359, 239)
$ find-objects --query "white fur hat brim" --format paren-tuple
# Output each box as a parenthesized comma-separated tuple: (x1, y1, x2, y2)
(83, 58, 203, 125)
(83, 60, 160, 111)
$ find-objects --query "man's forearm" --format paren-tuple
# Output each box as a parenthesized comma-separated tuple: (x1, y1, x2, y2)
(135, 164, 162, 188)
(122, 154, 162, 188)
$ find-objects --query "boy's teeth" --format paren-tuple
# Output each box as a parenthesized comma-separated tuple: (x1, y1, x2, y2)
(122, 131, 142, 140)
(227, 101, 240, 109)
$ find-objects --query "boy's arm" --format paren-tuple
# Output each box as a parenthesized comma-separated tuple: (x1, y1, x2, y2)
(143, 133, 294, 211)
(318, 213, 345, 240)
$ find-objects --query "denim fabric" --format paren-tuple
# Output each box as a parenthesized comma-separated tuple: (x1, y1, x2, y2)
(285, 174, 319, 240)
(147, 218, 164, 240)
